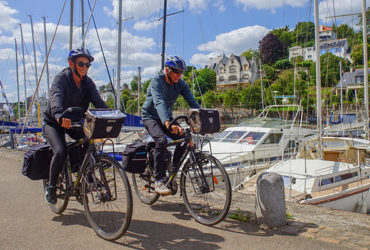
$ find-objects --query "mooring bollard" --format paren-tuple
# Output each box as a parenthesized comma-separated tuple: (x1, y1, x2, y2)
(255, 172, 286, 227)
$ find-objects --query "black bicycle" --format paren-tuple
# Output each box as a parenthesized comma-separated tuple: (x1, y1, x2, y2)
(131, 115, 232, 226)
(43, 107, 133, 241)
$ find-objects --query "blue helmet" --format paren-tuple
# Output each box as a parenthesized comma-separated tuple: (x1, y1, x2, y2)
(165, 56, 186, 71)
(68, 47, 94, 62)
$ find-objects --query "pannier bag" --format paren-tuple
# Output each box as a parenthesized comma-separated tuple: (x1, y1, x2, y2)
(122, 141, 152, 173)
(83, 109, 126, 139)
(22, 143, 53, 180)
(188, 108, 220, 134)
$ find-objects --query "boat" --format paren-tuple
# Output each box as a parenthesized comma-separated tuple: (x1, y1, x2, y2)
(202, 104, 314, 184)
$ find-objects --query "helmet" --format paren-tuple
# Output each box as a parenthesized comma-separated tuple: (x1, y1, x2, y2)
(68, 48, 94, 62)
(165, 56, 186, 71)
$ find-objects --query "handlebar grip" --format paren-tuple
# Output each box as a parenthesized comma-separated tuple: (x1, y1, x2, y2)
(168, 115, 189, 129)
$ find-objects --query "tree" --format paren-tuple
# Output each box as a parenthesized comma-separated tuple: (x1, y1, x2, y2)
(259, 33, 284, 65)
(271, 26, 293, 58)
(320, 53, 350, 87)
(263, 65, 278, 82)
(142, 79, 151, 93)
(240, 49, 258, 59)
(293, 22, 315, 46)
(194, 68, 216, 95)
(130, 75, 139, 92)
(223, 89, 240, 123)
(106, 94, 114, 109)
(273, 59, 293, 70)
(351, 43, 370, 66)
(240, 83, 263, 112)
(333, 24, 354, 39)
(203, 90, 218, 108)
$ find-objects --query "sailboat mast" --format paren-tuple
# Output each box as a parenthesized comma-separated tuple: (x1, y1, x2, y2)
(70, 0, 74, 50)
(15, 39, 20, 120)
(42, 17, 50, 92)
(314, 0, 322, 159)
(116, 0, 122, 110)
(161, 0, 167, 72)
(19, 24, 27, 119)
(29, 15, 39, 100)
(81, 0, 85, 48)
(361, 0, 368, 139)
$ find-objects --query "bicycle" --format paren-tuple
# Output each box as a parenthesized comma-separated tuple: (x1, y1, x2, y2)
(131, 114, 232, 226)
(43, 107, 133, 241)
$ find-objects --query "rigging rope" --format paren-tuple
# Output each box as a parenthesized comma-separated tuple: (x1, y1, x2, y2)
(21, 0, 68, 137)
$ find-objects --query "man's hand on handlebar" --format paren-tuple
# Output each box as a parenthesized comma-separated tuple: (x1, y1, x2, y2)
(57, 117, 72, 129)
(164, 120, 184, 136)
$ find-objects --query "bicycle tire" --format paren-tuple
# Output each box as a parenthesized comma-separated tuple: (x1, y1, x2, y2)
(132, 164, 160, 205)
(42, 168, 70, 214)
(180, 153, 232, 226)
(82, 154, 133, 241)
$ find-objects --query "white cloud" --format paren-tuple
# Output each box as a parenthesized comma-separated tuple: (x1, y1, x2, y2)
(197, 25, 269, 55)
(319, 0, 364, 28)
(190, 52, 220, 66)
(0, 48, 14, 60)
(105, 0, 162, 19)
(0, 1, 19, 33)
(234, 0, 309, 11)
(134, 19, 160, 31)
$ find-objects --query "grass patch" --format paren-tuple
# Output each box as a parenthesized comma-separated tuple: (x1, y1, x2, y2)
(229, 209, 251, 222)
(286, 213, 294, 220)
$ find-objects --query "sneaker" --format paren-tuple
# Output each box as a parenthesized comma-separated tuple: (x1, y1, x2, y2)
(45, 186, 57, 205)
(155, 181, 171, 196)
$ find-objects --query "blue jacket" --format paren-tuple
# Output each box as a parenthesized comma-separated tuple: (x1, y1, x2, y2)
(142, 74, 200, 124)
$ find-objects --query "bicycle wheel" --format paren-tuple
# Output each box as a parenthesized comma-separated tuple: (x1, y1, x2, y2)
(42, 168, 69, 214)
(180, 153, 232, 226)
(82, 154, 133, 241)
(131, 163, 160, 205)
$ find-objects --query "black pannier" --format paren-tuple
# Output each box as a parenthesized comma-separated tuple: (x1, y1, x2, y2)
(22, 143, 53, 180)
(121, 141, 153, 173)
(188, 108, 220, 135)
(83, 109, 126, 139)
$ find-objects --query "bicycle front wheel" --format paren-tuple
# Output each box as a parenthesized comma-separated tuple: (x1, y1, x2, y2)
(43, 168, 69, 214)
(180, 153, 232, 226)
(132, 164, 160, 205)
(82, 154, 133, 241)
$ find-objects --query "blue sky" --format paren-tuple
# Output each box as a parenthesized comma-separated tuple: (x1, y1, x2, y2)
(0, 0, 367, 102)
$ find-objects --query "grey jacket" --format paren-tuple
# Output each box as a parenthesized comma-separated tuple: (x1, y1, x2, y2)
(142, 74, 200, 124)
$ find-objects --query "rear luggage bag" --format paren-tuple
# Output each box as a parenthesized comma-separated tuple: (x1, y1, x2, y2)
(121, 141, 152, 173)
(22, 143, 53, 180)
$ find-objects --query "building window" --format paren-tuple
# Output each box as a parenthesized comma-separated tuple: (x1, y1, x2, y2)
(242, 74, 249, 81)
(219, 77, 224, 82)
(229, 65, 237, 73)
(243, 65, 248, 70)
(356, 76, 364, 83)
(229, 75, 237, 81)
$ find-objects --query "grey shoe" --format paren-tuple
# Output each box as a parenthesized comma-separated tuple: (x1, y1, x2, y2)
(155, 181, 171, 196)
(45, 186, 57, 205)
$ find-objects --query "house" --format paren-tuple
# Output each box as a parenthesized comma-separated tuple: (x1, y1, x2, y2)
(204, 54, 260, 90)
(289, 38, 350, 62)
(336, 68, 370, 93)
(319, 25, 337, 41)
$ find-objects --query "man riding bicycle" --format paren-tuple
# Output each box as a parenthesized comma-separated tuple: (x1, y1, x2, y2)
(141, 56, 200, 195)
(43, 48, 107, 204)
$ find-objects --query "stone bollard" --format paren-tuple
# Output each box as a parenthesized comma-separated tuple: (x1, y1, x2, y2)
(255, 172, 286, 227)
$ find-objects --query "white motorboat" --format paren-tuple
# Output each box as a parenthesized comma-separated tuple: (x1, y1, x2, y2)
(202, 104, 314, 179)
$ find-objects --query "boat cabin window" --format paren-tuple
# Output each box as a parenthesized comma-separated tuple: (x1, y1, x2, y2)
(222, 131, 247, 143)
(319, 172, 358, 186)
(239, 132, 265, 144)
(212, 130, 232, 142)
(262, 133, 282, 144)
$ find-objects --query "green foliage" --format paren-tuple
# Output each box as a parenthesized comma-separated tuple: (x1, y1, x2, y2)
(320, 53, 350, 87)
(273, 59, 293, 69)
(259, 33, 284, 65)
(263, 65, 278, 81)
(229, 209, 251, 222)
(203, 90, 218, 108)
(240, 82, 263, 110)
(194, 68, 217, 95)
(240, 49, 258, 59)
(351, 43, 370, 66)
(223, 88, 240, 109)
(142, 79, 151, 93)
(130, 75, 139, 92)
(293, 22, 315, 46)
(271, 26, 292, 58)
(106, 94, 114, 109)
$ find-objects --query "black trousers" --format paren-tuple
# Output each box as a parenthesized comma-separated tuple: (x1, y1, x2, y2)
(143, 119, 186, 181)
(43, 122, 85, 187)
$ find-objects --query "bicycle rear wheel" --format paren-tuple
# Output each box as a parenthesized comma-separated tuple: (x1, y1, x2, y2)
(82, 154, 133, 241)
(43, 168, 69, 214)
(180, 153, 232, 226)
(132, 164, 160, 205)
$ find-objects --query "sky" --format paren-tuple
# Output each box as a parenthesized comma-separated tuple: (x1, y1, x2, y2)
(0, 0, 367, 103)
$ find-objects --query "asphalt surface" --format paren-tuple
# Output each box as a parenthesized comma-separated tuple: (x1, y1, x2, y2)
(0, 147, 369, 250)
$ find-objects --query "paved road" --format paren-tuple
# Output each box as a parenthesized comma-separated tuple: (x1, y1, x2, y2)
(0, 148, 369, 249)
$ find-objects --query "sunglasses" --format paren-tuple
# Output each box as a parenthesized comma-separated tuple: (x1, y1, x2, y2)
(76, 61, 91, 68)
(170, 68, 183, 74)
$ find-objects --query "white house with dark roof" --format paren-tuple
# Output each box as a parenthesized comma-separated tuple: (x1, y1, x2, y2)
(204, 54, 260, 90)
(336, 68, 370, 93)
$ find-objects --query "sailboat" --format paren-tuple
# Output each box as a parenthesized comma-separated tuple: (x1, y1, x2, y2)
(241, 0, 370, 214)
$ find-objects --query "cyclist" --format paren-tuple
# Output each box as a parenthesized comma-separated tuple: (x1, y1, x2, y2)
(43, 48, 107, 204)
(141, 56, 200, 195)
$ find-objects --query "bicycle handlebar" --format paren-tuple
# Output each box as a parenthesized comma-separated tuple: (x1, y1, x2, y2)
(58, 107, 85, 127)
(168, 115, 189, 130)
